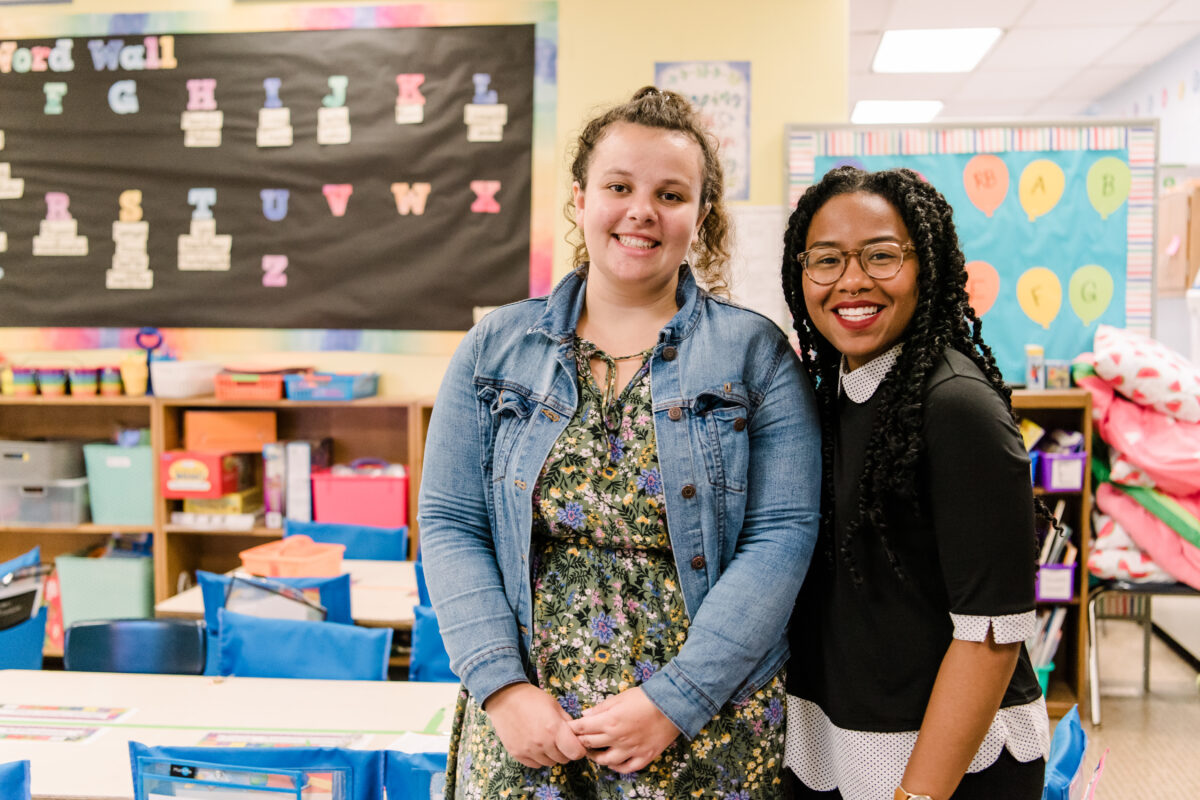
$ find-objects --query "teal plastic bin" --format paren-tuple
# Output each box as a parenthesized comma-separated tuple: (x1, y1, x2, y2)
(55, 553, 153, 629)
(83, 444, 153, 526)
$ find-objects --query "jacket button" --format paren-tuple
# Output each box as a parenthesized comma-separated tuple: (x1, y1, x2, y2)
(690, 555, 706, 570)
(733, 417, 747, 431)
(662, 346, 678, 361)
(681, 484, 696, 499)
(668, 406, 682, 421)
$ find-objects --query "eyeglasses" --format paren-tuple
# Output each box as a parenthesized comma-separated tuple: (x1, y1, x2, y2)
(797, 241, 915, 285)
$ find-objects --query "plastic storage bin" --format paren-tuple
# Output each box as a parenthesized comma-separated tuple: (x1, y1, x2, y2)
(83, 444, 154, 526)
(0, 477, 89, 525)
(312, 465, 408, 528)
(149, 361, 221, 398)
(54, 552, 153, 629)
(1035, 564, 1076, 602)
(239, 534, 345, 578)
(215, 372, 285, 401)
(0, 439, 86, 482)
(1038, 452, 1086, 492)
(284, 372, 379, 401)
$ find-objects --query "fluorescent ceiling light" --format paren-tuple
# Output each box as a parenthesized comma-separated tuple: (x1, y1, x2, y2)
(873, 28, 1002, 73)
(851, 100, 944, 124)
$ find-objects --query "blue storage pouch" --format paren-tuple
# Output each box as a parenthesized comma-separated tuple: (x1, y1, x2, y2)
(197, 570, 352, 675)
(217, 608, 391, 681)
(1042, 704, 1087, 800)
(0, 759, 31, 800)
(285, 519, 408, 561)
(0, 608, 47, 671)
(129, 741, 384, 800)
(385, 751, 447, 800)
(0, 546, 41, 576)
(409, 605, 456, 683)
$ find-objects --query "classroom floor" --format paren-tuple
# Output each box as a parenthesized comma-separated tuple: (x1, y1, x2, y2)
(1082, 619, 1200, 798)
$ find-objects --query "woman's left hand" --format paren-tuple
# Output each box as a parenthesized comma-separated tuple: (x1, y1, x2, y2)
(567, 687, 681, 773)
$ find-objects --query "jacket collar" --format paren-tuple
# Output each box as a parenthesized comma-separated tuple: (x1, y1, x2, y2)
(527, 264, 704, 346)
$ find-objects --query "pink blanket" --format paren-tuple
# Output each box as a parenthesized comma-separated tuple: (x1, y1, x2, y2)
(1095, 484, 1200, 590)
(1079, 374, 1200, 497)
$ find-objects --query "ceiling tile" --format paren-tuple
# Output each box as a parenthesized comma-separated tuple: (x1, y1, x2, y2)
(981, 26, 1134, 70)
(1026, 97, 1097, 117)
(1102, 23, 1200, 65)
(849, 0, 893, 33)
(884, 0, 1031, 29)
(950, 69, 1076, 101)
(849, 72, 969, 101)
(1018, 0, 1172, 26)
(1055, 66, 1146, 99)
(936, 97, 1038, 119)
(850, 33, 881, 74)
(1154, 0, 1200, 22)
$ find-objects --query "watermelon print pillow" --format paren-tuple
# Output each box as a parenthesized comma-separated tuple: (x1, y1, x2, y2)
(1092, 324, 1200, 423)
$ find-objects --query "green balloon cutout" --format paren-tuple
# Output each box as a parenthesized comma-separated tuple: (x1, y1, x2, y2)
(1069, 265, 1114, 326)
(1086, 157, 1131, 220)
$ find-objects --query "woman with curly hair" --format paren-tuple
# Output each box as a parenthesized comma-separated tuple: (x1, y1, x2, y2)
(419, 87, 820, 799)
(780, 167, 1050, 800)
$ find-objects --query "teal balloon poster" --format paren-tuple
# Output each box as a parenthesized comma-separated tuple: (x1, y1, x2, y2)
(788, 123, 1154, 384)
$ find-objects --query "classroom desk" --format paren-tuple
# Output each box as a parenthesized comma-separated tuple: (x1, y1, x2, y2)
(154, 559, 418, 629)
(0, 669, 458, 800)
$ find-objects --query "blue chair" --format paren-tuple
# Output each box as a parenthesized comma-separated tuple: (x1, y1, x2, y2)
(130, 741, 384, 800)
(385, 750, 447, 800)
(217, 609, 392, 680)
(415, 558, 431, 606)
(0, 760, 30, 800)
(1, 547, 46, 671)
(63, 619, 206, 674)
(409, 605, 456, 683)
(285, 519, 409, 560)
(197, 570, 353, 675)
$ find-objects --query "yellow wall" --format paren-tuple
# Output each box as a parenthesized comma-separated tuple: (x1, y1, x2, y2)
(1, 0, 846, 397)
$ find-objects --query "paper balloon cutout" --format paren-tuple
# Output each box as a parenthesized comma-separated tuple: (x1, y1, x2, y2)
(964, 260, 1000, 317)
(1016, 267, 1062, 329)
(1069, 264, 1114, 326)
(1018, 160, 1065, 222)
(963, 155, 1009, 217)
(1086, 157, 1131, 220)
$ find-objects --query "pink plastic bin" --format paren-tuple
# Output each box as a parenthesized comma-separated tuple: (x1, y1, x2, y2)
(311, 466, 408, 528)
(239, 534, 344, 578)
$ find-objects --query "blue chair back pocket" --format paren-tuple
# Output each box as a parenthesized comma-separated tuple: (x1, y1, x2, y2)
(217, 609, 392, 681)
(385, 751, 448, 800)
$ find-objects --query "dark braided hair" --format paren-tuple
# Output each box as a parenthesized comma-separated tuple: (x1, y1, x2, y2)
(781, 166, 1053, 584)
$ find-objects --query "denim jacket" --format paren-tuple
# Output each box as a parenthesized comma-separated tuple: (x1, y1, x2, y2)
(418, 267, 821, 738)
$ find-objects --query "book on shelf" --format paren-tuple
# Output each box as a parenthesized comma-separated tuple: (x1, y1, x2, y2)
(263, 442, 286, 528)
(1027, 606, 1068, 668)
(284, 438, 332, 523)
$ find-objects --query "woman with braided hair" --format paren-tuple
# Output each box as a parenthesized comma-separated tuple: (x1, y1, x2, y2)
(780, 167, 1050, 800)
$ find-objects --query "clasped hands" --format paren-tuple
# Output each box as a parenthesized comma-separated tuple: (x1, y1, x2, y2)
(484, 683, 680, 774)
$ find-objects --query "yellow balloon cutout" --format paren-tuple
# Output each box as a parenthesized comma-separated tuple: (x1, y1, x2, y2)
(1018, 160, 1066, 222)
(1069, 264, 1114, 327)
(1016, 267, 1062, 329)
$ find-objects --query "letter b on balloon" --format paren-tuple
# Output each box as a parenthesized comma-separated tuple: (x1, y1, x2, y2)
(1086, 157, 1131, 220)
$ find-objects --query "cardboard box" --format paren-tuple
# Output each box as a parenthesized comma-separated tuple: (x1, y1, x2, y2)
(161, 450, 255, 499)
(183, 485, 263, 514)
(1157, 181, 1200, 295)
(184, 410, 277, 453)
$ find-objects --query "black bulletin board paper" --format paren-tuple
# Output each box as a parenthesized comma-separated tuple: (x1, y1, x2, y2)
(0, 24, 534, 330)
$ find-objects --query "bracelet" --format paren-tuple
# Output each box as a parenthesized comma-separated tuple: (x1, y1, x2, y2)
(895, 786, 934, 800)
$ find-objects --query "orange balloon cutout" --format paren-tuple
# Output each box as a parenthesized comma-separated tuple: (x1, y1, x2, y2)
(964, 260, 1001, 317)
(963, 155, 1009, 217)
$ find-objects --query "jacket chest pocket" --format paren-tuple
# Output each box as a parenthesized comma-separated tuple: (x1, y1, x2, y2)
(479, 385, 536, 481)
(694, 388, 750, 493)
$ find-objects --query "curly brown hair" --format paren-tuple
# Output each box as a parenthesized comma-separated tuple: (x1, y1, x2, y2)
(564, 86, 731, 294)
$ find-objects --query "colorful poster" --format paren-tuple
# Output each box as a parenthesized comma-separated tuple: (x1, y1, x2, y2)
(787, 124, 1154, 383)
(655, 61, 751, 201)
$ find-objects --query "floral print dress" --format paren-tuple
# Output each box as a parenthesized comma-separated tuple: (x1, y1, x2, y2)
(445, 337, 786, 800)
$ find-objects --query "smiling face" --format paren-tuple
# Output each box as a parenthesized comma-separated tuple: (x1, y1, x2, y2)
(572, 122, 708, 297)
(802, 191, 919, 370)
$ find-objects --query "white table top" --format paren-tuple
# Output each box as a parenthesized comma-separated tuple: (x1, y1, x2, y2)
(0, 669, 458, 800)
(154, 559, 418, 629)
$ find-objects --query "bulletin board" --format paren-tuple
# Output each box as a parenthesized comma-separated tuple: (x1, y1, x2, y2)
(786, 122, 1157, 383)
(0, 4, 557, 352)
